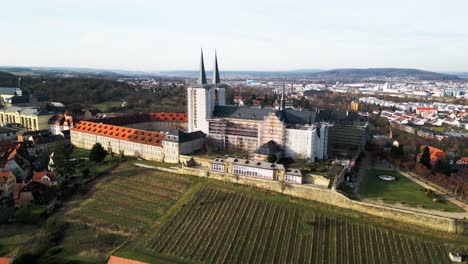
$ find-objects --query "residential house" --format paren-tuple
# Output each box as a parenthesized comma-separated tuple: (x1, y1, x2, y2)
(420, 145, 448, 166)
(13, 181, 52, 207)
(0, 127, 20, 143)
(0, 143, 31, 181)
(0, 170, 15, 197)
(32, 171, 61, 186)
(48, 113, 76, 136)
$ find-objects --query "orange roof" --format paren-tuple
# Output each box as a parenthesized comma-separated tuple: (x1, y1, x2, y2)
(107, 256, 149, 264)
(421, 145, 447, 162)
(71, 121, 166, 147)
(149, 112, 187, 122)
(416, 107, 437, 111)
(0, 257, 13, 264)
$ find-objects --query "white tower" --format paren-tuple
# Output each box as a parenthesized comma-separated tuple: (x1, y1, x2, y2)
(187, 49, 216, 134)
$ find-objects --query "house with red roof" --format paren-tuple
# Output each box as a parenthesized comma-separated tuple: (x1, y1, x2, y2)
(13, 181, 52, 207)
(32, 171, 61, 186)
(415, 107, 437, 118)
(419, 145, 447, 166)
(0, 257, 14, 264)
(48, 113, 76, 136)
(457, 157, 468, 165)
(0, 143, 31, 181)
(0, 170, 15, 197)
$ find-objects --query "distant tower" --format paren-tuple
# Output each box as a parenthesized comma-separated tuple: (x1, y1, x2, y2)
(280, 81, 286, 111)
(187, 49, 225, 134)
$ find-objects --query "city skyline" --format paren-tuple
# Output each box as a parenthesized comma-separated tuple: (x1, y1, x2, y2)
(1, 0, 468, 72)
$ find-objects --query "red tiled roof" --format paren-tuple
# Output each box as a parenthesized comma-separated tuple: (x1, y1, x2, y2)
(421, 145, 447, 162)
(107, 256, 149, 264)
(89, 112, 187, 126)
(71, 121, 166, 147)
(0, 257, 13, 264)
(33, 171, 58, 183)
(148, 112, 187, 122)
(416, 107, 437, 111)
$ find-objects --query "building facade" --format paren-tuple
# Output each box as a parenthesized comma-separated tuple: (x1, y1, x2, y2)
(70, 121, 204, 163)
(0, 106, 55, 131)
(0, 170, 16, 197)
(210, 157, 286, 181)
(187, 50, 330, 161)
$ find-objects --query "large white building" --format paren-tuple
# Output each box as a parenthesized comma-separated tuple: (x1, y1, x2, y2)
(70, 121, 205, 163)
(187, 50, 331, 161)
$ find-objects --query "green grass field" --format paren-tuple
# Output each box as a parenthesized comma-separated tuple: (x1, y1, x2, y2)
(359, 169, 463, 212)
(118, 186, 467, 264)
(94, 101, 123, 112)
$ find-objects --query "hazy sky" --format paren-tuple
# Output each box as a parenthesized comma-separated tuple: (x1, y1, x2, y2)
(1, 0, 467, 72)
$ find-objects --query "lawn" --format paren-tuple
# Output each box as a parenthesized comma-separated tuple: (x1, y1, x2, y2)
(359, 169, 464, 212)
(134, 159, 180, 168)
(94, 101, 123, 112)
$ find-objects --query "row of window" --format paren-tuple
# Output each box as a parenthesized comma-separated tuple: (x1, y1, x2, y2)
(285, 175, 302, 184)
(210, 164, 224, 172)
(232, 165, 274, 180)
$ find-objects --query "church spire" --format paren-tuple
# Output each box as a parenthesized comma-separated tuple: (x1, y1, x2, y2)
(281, 81, 286, 111)
(213, 49, 220, 84)
(199, 48, 207, 85)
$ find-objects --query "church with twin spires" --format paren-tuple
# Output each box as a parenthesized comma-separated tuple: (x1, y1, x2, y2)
(187, 50, 332, 161)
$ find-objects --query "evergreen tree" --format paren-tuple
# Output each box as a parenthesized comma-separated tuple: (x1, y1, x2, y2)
(419, 146, 431, 169)
(436, 156, 451, 176)
(89, 143, 107, 163)
(267, 154, 277, 163)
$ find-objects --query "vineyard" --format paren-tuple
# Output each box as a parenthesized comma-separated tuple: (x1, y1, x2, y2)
(130, 186, 466, 264)
(66, 164, 193, 234)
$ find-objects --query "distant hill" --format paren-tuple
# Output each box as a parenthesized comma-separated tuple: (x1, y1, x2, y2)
(0, 66, 461, 81)
(306, 68, 460, 81)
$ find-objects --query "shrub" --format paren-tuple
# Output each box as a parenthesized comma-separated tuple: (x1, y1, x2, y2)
(425, 188, 433, 197)
(89, 143, 107, 163)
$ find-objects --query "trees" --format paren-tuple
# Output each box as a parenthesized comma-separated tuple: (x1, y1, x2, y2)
(436, 156, 451, 176)
(267, 154, 277, 163)
(50, 144, 74, 180)
(419, 146, 431, 169)
(89, 143, 107, 163)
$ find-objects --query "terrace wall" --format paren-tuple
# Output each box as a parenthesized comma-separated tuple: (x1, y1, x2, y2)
(135, 163, 466, 234)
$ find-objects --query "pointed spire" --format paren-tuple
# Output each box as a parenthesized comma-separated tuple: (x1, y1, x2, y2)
(199, 48, 207, 85)
(281, 81, 286, 111)
(213, 49, 220, 84)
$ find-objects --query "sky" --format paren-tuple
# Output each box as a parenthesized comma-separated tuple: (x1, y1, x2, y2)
(1, 0, 467, 72)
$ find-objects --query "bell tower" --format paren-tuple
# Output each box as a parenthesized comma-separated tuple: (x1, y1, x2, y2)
(187, 49, 216, 134)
